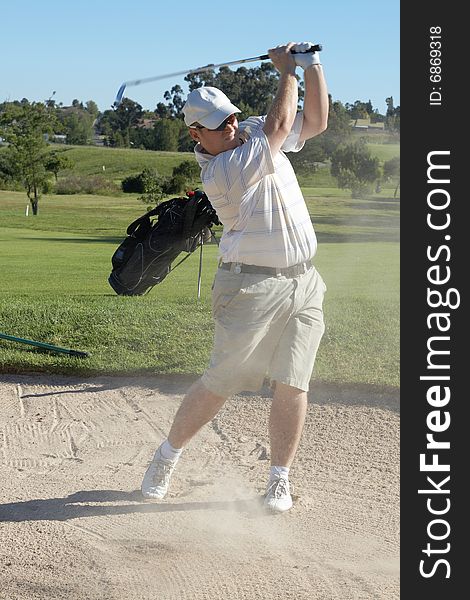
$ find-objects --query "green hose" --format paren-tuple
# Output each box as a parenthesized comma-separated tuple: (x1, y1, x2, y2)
(0, 332, 89, 358)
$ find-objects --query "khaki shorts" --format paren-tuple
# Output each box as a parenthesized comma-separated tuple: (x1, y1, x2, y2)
(201, 265, 326, 396)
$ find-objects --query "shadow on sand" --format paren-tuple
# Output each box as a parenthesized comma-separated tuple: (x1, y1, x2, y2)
(0, 489, 266, 524)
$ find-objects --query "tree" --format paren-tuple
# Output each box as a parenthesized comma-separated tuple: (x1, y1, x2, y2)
(129, 126, 152, 150)
(62, 110, 94, 144)
(0, 151, 20, 188)
(95, 108, 116, 137)
(157, 63, 286, 119)
(85, 100, 99, 118)
(163, 160, 200, 194)
(110, 130, 126, 148)
(97, 98, 143, 147)
(0, 101, 56, 214)
(385, 97, 400, 133)
(383, 156, 400, 197)
(137, 168, 165, 206)
(155, 102, 172, 119)
(383, 156, 400, 180)
(345, 100, 374, 120)
(288, 96, 352, 173)
(172, 160, 199, 180)
(321, 97, 352, 157)
(112, 98, 143, 145)
(330, 140, 380, 198)
(153, 118, 181, 151)
(161, 85, 186, 118)
(385, 105, 400, 133)
(44, 150, 74, 181)
(178, 125, 194, 152)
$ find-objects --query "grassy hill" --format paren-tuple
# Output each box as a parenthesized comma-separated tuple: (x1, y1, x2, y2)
(41, 141, 400, 191)
(1, 140, 400, 193)
(48, 144, 195, 183)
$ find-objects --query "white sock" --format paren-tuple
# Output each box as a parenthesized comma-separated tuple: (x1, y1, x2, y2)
(157, 439, 183, 463)
(270, 466, 290, 480)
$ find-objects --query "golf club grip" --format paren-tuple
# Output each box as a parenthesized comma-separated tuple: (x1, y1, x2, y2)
(258, 44, 322, 60)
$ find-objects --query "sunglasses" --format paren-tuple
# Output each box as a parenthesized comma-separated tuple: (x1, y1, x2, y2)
(190, 115, 236, 132)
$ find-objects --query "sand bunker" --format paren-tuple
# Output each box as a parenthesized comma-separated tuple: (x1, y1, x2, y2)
(0, 374, 399, 599)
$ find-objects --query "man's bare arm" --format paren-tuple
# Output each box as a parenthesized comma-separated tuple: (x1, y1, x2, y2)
(263, 43, 298, 156)
(299, 64, 329, 142)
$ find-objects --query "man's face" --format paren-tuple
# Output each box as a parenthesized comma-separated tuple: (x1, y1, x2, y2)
(188, 114, 240, 156)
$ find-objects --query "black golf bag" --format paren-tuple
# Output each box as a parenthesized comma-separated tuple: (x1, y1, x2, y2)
(108, 190, 220, 296)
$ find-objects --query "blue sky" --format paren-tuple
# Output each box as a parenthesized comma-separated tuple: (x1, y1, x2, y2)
(1, 0, 399, 114)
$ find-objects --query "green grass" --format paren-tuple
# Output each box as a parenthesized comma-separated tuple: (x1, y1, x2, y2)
(366, 143, 400, 162)
(49, 144, 195, 184)
(0, 187, 399, 388)
(0, 190, 149, 235)
(296, 164, 338, 187)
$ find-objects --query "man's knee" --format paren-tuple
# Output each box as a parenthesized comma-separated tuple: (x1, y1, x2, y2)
(189, 378, 227, 405)
(273, 381, 307, 400)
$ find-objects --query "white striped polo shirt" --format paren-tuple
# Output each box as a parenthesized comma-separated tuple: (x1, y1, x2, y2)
(194, 113, 317, 268)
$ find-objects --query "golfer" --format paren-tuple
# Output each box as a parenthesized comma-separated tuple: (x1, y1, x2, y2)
(142, 42, 328, 512)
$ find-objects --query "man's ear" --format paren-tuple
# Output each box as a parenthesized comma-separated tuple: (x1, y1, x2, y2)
(188, 128, 200, 142)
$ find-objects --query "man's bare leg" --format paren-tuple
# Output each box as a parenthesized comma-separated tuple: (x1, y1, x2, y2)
(264, 382, 308, 511)
(269, 381, 308, 467)
(141, 379, 226, 499)
(168, 379, 227, 449)
(141, 381, 226, 500)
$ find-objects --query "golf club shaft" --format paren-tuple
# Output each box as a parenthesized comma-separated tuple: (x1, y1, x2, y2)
(0, 332, 89, 358)
(114, 44, 322, 105)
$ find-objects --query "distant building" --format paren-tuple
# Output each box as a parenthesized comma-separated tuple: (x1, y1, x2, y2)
(92, 134, 106, 146)
(136, 118, 158, 130)
(351, 118, 385, 132)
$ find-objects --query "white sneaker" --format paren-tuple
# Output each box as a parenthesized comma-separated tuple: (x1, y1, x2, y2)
(263, 475, 293, 513)
(141, 448, 177, 499)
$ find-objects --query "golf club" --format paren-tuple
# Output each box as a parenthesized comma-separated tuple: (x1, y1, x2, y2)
(114, 44, 322, 106)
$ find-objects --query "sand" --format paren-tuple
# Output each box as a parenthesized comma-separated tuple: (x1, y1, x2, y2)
(0, 374, 399, 599)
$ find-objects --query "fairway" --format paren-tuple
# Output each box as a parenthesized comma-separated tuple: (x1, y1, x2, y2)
(0, 186, 399, 388)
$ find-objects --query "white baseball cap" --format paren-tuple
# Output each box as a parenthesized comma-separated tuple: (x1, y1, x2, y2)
(182, 86, 241, 129)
